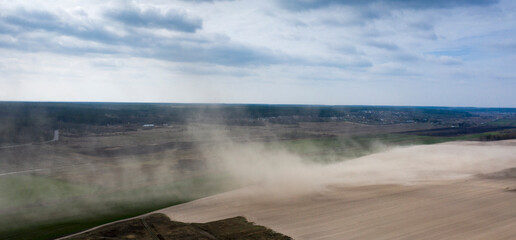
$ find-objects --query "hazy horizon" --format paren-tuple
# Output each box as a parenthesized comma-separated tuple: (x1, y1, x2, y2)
(2, 100, 516, 109)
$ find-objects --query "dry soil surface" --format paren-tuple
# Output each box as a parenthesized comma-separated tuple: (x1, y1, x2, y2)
(159, 140, 516, 240)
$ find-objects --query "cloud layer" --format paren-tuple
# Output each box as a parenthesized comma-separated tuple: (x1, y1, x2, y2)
(105, 6, 203, 32)
(0, 0, 515, 107)
(277, 0, 498, 11)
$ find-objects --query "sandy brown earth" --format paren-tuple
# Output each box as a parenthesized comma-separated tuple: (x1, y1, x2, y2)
(159, 140, 516, 240)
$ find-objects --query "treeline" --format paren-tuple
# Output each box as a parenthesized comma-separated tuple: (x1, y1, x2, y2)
(0, 102, 505, 144)
(0, 102, 476, 125)
(479, 130, 516, 141)
(3, 103, 477, 123)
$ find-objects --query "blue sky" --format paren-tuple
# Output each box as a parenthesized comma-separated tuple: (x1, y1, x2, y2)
(0, 0, 515, 107)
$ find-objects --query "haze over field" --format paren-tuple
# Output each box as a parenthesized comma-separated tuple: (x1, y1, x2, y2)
(197, 139, 516, 198)
(1, 0, 516, 106)
(160, 140, 516, 240)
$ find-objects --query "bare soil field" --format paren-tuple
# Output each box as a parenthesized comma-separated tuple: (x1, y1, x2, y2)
(159, 140, 516, 240)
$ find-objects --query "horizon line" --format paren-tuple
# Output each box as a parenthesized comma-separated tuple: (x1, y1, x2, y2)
(1, 100, 516, 110)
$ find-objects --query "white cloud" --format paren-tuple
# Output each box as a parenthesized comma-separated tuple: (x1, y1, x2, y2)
(0, 0, 515, 107)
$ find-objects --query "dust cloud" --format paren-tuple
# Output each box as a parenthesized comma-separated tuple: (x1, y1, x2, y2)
(160, 139, 516, 240)
(201, 139, 516, 199)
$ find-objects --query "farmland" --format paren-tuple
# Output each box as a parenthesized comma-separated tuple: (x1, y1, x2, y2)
(1, 103, 516, 239)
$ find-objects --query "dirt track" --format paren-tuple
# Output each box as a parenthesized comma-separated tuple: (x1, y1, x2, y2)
(160, 140, 516, 240)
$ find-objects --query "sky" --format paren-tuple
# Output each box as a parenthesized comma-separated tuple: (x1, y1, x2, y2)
(0, 0, 515, 107)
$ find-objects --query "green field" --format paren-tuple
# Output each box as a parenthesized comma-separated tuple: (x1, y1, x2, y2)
(273, 131, 511, 163)
(486, 118, 516, 127)
(0, 173, 233, 240)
